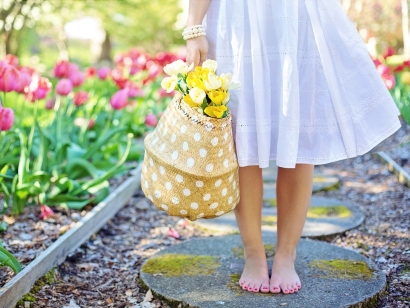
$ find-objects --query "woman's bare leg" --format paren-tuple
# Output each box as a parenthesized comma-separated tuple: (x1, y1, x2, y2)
(270, 164, 314, 294)
(235, 166, 270, 293)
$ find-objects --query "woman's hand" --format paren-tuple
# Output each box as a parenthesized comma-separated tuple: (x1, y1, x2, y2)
(186, 36, 209, 68)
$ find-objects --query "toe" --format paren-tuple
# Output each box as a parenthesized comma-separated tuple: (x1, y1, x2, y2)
(261, 283, 270, 293)
(242, 281, 248, 290)
(252, 283, 260, 293)
(281, 284, 289, 294)
(291, 283, 298, 292)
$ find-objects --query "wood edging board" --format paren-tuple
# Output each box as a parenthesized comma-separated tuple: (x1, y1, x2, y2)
(0, 164, 143, 308)
(374, 151, 410, 188)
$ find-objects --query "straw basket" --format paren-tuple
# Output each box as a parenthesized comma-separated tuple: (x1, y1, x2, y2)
(141, 94, 240, 221)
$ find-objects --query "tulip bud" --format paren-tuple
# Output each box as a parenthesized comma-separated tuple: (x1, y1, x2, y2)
(384, 75, 396, 90)
(85, 66, 96, 78)
(31, 76, 52, 101)
(56, 79, 73, 96)
(39, 204, 54, 220)
(53, 60, 70, 78)
(5, 54, 19, 67)
(0, 107, 15, 131)
(45, 98, 55, 110)
(145, 114, 158, 127)
(15, 70, 32, 94)
(73, 91, 89, 106)
(97, 67, 111, 80)
(110, 89, 129, 110)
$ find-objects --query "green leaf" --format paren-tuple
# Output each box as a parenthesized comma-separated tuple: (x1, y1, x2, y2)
(0, 221, 7, 232)
(0, 247, 22, 273)
(82, 127, 126, 160)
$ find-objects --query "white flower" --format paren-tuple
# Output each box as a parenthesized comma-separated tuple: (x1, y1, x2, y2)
(164, 60, 194, 76)
(202, 59, 218, 73)
(220, 73, 241, 90)
(161, 75, 178, 93)
(189, 87, 206, 104)
(204, 73, 222, 91)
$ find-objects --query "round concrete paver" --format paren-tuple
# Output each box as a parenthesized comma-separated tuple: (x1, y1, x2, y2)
(193, 197, 364, 237)
(141, 235, 386, 308)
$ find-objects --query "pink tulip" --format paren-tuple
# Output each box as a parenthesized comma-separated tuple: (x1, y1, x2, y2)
(45, 98, 55, 110)
(0, 65, 20, 92)
(384, 75, 396, 90)
(73, 91, 89, 106)
(30, 76, 52, 101)
(88, 119, 96, 129)
(39, 204, 54, 220)
(0, 107, 15, 131)
(167, 227, 180, 239)
(377, 64, 389, 77)
(69, 71, 85, 87)
(110, 88, 129, 110)
(5, 54, 18, 67)
(145, 114, 158, 127)
(111, 67, 127, 89)
(56, 79, 73, 96)
(125, 81, 144, 98)
(15, 70, 32, 94)
(383, 47, 395, 59)
(54, 60, 71, 78)
(97, 67, 110, 80)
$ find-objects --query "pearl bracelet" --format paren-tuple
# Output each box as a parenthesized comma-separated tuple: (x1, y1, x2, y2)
(183, 25, 206, 41)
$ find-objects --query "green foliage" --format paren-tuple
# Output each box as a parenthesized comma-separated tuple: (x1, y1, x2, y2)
(0, 241, 22, 274)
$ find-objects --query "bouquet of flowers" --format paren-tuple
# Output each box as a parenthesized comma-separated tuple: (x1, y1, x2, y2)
(161, 59, 240, 119)
(141, 59, 241, 221)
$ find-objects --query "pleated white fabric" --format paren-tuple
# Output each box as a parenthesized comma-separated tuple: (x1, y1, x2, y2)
(205, 0, 402, 168)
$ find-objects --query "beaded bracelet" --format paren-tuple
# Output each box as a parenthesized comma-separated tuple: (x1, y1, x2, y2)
(183, 25, 206, 41)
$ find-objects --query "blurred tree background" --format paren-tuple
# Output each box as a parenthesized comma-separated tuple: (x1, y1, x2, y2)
(1, 0, 410, 70)
(0, 0, 183, 69)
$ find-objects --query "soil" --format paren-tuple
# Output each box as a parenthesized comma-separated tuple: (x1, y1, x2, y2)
(3, 122, 410, 308)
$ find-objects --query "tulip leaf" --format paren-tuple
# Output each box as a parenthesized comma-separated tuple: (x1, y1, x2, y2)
(0, 247, 22, 273)
(82, 127, 126, 160)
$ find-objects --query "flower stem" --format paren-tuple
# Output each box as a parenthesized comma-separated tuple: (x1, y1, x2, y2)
(26, 100, 39, 171)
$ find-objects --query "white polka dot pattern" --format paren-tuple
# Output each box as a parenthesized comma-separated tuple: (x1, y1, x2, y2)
(194, 133, 201, 141)
(199, 148, 207, 157)
(176, 174, 184, 182)
(196, 181, 204, 187)
(152, 173, 157, 181)
(171, 151, 179, 160)
(181, 125, 187, 133)
(183, 142, 189, 151)
(171, 134, 177, 142)
(211, 137, 218, 146)
(180, 209, 187, 215)
(215, 179, 222, 187)
(191, 202, 199, 209)
(209, 202, 219, 209)
(159, 166, 165, 174)
(161, 204, 168, 210)
(222, 188, 227, 196)
(172, 197, 180, 204)
(206, 164, 214, 172)
(154, 190, 161, 198)
(160, 143, 166, 152)
(165, 182, 172, 190)
(218, 149, 223, 157)
(223, 159, 229, 168)
(203, 193, 211, 201)
(183, 188, 191, 196)
(187, 158, 194, 168)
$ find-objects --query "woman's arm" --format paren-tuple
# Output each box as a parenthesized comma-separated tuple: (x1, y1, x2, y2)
(186, 0, 210, 67)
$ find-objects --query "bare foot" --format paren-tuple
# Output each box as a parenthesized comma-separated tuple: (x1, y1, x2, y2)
(269, 251, 301, 294)
(239, 250, 270, 293)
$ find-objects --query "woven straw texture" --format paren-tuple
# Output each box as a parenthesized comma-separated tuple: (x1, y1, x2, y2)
(141, 94, 240, 221)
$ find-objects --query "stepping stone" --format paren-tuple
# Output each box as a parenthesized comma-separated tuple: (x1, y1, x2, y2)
(193, 197, 364, 237)
(263, 165, 340, 192)
(141, 235, 386, 308)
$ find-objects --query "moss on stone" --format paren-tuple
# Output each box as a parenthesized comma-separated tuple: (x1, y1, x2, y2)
(142, 254, 220, 277)
(307, 205, 352, 218)
(227, 273, 271, 296)
(308, 259, 374, 281)
(16, 269, 58, 306)
(264, 198, 277, 207)
(261, 215, 277, 226)
(232, 244, 275, 259)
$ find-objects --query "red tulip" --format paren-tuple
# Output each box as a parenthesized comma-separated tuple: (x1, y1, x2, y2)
(5, 54, 18, 67)
(73, 91, 89, 106)
(85, 66, 96, 78)
(56, 79, 73, 96)
(167, 227, 180, 239)
(88, 119, 96, 129)
(0, 107, 15, 131)
(39, 204, 54, 220)
(53, 60, 71, 78)
(111, 67, 127, 88)
(69, 71, 85, 87)
(394, 64, 405, 72)
(383, 47, 395, 59)
(372, 58, 382, 67)
(45, 98, 55, 110)
(384, 75, 396, 90)
(145, 114, 158, 127)
(0, 65, 20, 92)
(110, 88, 129, 110)
(15, 70, 32, 94)
(97, 67, 110, 80)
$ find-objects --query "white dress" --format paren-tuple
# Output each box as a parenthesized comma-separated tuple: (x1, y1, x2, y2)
(205, 0, 402, 168)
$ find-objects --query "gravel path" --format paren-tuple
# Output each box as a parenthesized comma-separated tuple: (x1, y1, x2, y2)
(9, 122, 410, 308)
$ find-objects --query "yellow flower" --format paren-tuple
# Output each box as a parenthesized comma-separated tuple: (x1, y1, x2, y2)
(200, 68, 211, 81)
(401, 71, 410, 85)
(204, 105, 228, 118)
(161, 76, 178, 93)
(208, 89, 227, 105)
(184, 94, 198, 107)
(187, 72, 206, 90)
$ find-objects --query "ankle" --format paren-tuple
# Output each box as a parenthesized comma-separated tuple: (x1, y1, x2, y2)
(243, 245, 266, 260)
(274, 248, 297, 261)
